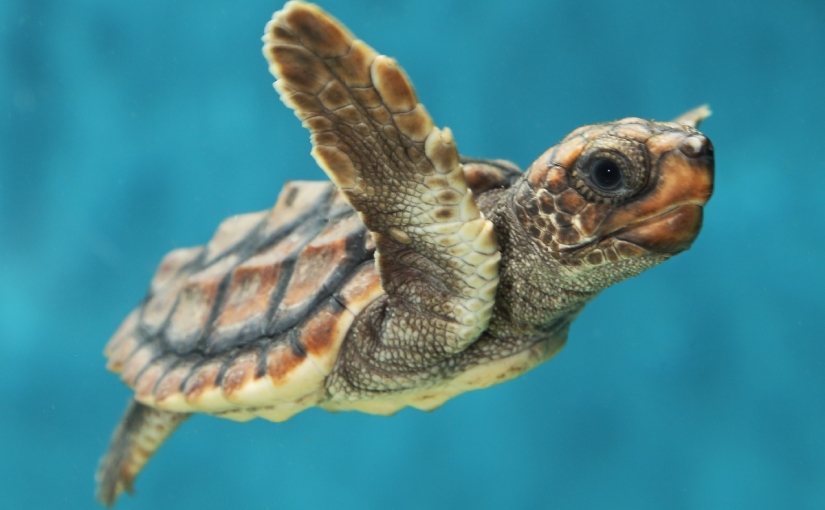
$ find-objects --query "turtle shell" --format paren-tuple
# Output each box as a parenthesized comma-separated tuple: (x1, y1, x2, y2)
(103, 181, 383, 421)
(104, 159, 521, 423)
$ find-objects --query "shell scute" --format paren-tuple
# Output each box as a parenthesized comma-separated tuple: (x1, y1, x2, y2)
(260, 180, 334, 239)
(204, 211, 267, 264)
(139, 287, 180, 336)
(106, 179, 383, 419)
(182, 361, 232, 412)
(334, 260, 384, 316)
(105, 330, 140, 374)
(149, 247, 203, 294)
(269, 212, 365, 329)
(139, 247, 205, 336)
(103, 309, 139, 364)
(266, 340, 322, 400)
(298, 297, 355, 375)
(134, 356, 175, 404)
(152, 362, 197, 412)
(266, 337, 304, 382)
(164, 255, 239, 353)
(206, 229, 312, 353)
(212, 264, 280, 342)
(120, 343, 160, 388)
(221, 350, 265, 403)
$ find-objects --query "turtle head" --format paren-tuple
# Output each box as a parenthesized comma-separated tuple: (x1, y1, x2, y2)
(514, 115, 714, 291)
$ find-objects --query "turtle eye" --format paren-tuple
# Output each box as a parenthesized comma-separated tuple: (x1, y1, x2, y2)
(589, 157, 624, 191)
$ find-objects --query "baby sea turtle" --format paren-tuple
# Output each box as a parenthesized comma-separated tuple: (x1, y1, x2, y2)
(96, 1, 715, 505)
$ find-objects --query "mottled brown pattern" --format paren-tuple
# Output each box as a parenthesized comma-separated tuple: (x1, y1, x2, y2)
(140, 271, 191, 335)
(182, 362, 222, 405)
(165, 256, 239, 349)
(543, 166, 568, 194)
(98, 2, 715, 504)
(260, 181, 333, 238)
(371, 59, 417, 112)
(267, 343, 305, 383)
(595, 149, 712, 236)
(221, 351, 259, 397)
(149, 247, 202, 295)
(213, 259, 282, 333)
(134, 358, 171, 402)
(284, 4, 352, 57)
(120, 344, 159, 388)
(514, 120, 713, 273)
(152, 363, 193, 406)
(298, 298, 348, 357)
(264, 1, 502, 357)
(204, 212, 266, 264)
(555, 189, 587, 215)
(106, 179, 371, 411)
(278, 214, 364, 311)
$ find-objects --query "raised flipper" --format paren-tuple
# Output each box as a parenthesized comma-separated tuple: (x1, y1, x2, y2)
(674, 104, 712, 129)
(96, 400, 189, 507)
(262, 2, 500, 354)
(459, 156, 523, 194)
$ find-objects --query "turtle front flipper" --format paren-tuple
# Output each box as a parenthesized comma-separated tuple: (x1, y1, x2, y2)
(460, 156, 523, 195)
(96, 400, 189, 507)
(263, 2, 500, 354)
(673, 104, 712, 128)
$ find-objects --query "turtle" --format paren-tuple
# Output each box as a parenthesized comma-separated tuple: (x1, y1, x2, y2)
(96, 1, 715, 506)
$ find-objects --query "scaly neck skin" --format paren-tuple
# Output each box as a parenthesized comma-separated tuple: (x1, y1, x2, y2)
(477, 186, 598, 341)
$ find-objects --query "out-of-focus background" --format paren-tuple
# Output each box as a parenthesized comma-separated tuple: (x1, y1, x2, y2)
(2, 1, 823, 508)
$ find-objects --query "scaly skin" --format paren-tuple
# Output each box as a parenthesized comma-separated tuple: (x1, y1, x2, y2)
(96, 2, 714, 505)
(324, 119, 713, 403)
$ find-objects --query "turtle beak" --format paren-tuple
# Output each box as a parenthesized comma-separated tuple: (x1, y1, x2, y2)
(598, 132, 715, 254)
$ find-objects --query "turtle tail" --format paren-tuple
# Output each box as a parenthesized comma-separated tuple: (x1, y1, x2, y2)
(95, 399, 190, 507)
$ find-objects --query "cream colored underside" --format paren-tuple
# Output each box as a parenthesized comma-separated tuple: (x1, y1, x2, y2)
(320, 336, 563, 416)
(212, 328, 563, 423)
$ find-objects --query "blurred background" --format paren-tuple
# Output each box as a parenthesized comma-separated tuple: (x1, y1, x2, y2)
(1, 0, 823, 508)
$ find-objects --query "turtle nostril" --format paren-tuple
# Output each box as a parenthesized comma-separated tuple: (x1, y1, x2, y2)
(679, 135, 712, 159)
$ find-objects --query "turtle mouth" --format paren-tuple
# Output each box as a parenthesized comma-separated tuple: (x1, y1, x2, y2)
(584, 145, 713, 256)
(557, 201, 705, 258)
(612, 203, 704, 254)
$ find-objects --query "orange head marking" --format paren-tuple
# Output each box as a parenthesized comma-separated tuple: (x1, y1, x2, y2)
(516, 117, 714, 281)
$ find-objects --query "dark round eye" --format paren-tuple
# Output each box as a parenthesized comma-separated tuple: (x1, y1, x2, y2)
(589, 157, 624, 191)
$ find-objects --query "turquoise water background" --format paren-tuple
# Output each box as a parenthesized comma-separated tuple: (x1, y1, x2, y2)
(2, 0, 824, 508)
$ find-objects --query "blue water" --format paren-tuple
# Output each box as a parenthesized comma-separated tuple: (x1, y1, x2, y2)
(2, 0, 824, 508)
